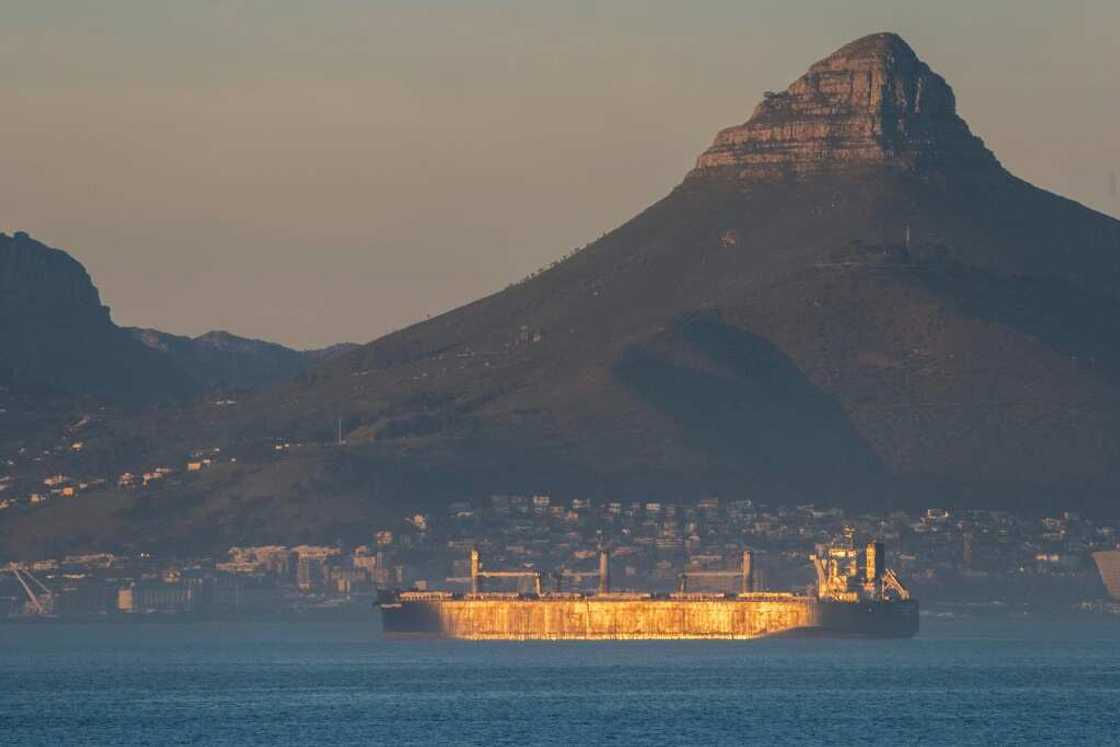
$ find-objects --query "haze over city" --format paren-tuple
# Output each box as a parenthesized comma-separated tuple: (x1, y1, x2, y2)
(3, 0, 1118, 347)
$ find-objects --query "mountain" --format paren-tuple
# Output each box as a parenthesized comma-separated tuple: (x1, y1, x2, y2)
(303, 342, 361, 364)
(252, 32, 1119, 511)
(127, 328, 356, 392)
(0, 230, 355, 405)
(6, 32, 1120, 558)
(0, 231, 190, 403)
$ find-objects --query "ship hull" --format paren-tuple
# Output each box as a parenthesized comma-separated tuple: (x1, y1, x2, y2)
(379, 596, 918, 640)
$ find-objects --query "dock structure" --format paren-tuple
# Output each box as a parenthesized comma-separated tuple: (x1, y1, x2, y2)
(379, 541, 918, 640)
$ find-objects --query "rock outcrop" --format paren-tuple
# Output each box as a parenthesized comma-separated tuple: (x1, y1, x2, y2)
(0, 231, 107, 320)
(691, 33, 999, 181)
(0, 231, 356, 402)
(0, 231, 186, 400)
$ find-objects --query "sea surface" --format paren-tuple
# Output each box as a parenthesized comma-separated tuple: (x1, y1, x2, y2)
(1, 617, 1118, 745)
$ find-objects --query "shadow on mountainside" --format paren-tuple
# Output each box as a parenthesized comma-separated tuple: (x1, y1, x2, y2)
(612, 312, 884, 502)
(910, 258, 1120, 374)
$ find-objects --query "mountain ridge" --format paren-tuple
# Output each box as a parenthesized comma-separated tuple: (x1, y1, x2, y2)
(5, 31, 1120, 558)
(267, 31, 1120, 508)
(0, 230, 355, 403)
(0, 231, 190, 402)
(126, 327, 358, 392)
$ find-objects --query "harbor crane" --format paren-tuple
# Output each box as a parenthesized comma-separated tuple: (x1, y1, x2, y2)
(3, 564, 54, 616)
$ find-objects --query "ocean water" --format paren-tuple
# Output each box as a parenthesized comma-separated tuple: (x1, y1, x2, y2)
(2, 618, 1118, 745)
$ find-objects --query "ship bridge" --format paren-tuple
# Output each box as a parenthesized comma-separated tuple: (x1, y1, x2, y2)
(811, 538, 911, 603)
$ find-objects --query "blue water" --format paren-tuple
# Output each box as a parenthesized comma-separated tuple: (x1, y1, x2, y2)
(2, 619, 1118, 745)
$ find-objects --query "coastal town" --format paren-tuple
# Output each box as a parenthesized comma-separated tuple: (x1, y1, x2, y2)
(3, 469, 1118, 619)
(2, 408, 1118, 621)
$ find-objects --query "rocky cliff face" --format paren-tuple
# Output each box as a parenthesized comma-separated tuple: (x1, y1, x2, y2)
(0, 232, 108, 320)
(1, 231, 351, 404)
(691, 33, 999, 181)
(0, 231, 191, 401)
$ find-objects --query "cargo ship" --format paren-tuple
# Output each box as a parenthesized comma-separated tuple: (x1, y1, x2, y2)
(378, 540, 918, 640)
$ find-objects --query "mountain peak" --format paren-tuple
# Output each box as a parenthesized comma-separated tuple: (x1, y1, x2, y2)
(689, 32, 999, 182)
(827, 31, 916, 61)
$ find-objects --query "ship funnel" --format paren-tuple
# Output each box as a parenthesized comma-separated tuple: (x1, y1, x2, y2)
(865, 541, 884, 584)
(598, 549, 610, 594)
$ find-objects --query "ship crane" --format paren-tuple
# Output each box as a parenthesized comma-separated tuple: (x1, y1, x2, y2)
(554, 548, 612, 594)
(811, 555, 829, 595)
(881, 568, 911, 600)
(4, 564, 54, 616)
(553, 569, 599, 593)
(466, 547, 544, 594)
(677, 549, 756, 594)
(465, 547, 615, 595)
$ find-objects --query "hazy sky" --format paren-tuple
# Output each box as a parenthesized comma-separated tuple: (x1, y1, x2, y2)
(3, 1, 1118, 348)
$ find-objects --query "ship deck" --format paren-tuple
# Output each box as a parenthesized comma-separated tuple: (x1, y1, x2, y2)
(379, 593, 918, 640)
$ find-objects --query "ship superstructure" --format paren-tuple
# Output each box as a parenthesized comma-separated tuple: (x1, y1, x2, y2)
(811, 534, 911, 604)
(378, 538, 918, 640)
